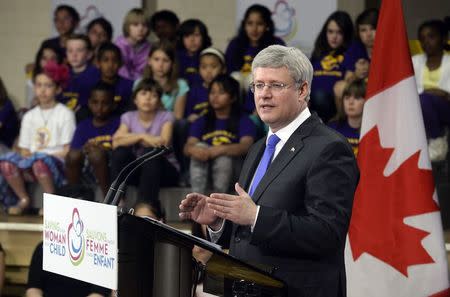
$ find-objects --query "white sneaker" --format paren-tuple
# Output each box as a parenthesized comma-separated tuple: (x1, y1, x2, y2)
(428, 135, 449, 162)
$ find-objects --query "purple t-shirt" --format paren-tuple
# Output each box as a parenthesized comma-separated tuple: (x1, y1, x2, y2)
(328, 120, 360, 156)
(71, 117, 120, 150)
(121, 110, 174, 136)
(121, 109, 179, 169)
(225, 37, 285, 73)
(341, 40, 370, 73)
(110, 76, 133, 114)
(184, 82, 208, 118)
(61, 64, 101, 109)
(189, 114, 256, 146)
(115, 35, 151, 81)
(177, 49, 201, 86)
(311, 51, 345, 95)
(0, 99, 19, 147)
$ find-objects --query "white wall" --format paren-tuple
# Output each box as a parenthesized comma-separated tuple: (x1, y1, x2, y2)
(0, 1, 52, 108)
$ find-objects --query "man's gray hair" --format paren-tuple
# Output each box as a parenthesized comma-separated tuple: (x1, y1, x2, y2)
(252, 45, 313, 100)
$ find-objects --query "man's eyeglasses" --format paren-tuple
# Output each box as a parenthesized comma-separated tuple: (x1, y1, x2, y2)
(250, 82, 299, 93)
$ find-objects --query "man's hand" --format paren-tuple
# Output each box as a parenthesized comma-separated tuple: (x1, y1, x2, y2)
(206, 183, 257, 226)
(179, 192, 221, 227)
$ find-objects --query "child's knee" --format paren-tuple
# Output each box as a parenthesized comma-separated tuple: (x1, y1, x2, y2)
(86, 148, 107, 165)
(66, 150, 83, 165)
(32, 160, 51, 178)
(0, 161, 20, 178)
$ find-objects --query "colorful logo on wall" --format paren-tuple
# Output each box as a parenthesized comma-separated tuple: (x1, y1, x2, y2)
(67, 208, 85, 266)
(272, 0, 297, 42)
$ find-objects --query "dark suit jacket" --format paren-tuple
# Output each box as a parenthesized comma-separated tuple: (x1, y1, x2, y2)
(222, 114, 359, 297)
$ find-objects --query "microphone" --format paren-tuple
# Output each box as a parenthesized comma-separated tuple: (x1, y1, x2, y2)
(110, 146, 172, 206)
(103, 147, 161, 204)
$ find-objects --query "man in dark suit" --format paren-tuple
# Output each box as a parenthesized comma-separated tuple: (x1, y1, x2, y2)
(179, 45, 359, 297)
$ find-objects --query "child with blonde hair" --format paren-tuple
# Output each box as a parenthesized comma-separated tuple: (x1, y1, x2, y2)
(115, 8, 151, 80)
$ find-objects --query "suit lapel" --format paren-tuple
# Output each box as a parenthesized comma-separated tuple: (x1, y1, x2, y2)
(251, 114, 321, 204)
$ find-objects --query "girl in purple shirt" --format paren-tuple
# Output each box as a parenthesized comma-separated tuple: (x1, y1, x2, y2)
(328, 79, 366, 157)
(310, 11, 354, 123)
(111, 78, 179, 209)
(184, 75, 256, 194)
(225, 4, 285, 75)
(115, 8, 151, 81)
(176, 19, 212, 86)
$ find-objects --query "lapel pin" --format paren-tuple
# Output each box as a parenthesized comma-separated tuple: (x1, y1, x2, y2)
(290, 147, 295, 152)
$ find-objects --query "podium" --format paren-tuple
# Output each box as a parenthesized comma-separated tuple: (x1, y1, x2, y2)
(118, 213, 286, 297)
(42, 194, 285, 296)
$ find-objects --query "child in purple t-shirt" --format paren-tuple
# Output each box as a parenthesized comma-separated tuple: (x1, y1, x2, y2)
(185, 47, 226, 123)
(333, 9, 378, 115)
(342, 9, 378, 82)
(40, 5, 80, 58)
(115, 8, 151, 81)
(309, 11, 354, 123)
(65, 82, 120, 196)
(225, 4, 285, 75)
(176, 19, 212, 86)
(97, 42, 134, 115)
(111, 78, 179, 208)
(184, 75, 256, 194)
(328, 79, 365, 157)
(61, 34, 101, 121)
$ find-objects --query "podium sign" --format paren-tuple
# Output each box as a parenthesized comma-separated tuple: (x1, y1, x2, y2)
(42, 193, 118, 289)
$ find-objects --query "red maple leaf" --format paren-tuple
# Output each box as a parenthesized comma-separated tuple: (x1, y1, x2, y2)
(348, 126, 439, 276)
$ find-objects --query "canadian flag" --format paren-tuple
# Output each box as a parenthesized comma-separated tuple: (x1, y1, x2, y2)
(345, 0, 450, 296)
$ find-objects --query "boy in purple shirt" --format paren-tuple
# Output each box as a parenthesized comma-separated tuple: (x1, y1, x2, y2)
(65, 82, 120, 196)
(61, 34, 101, 121)
(97, 42, 134, 115)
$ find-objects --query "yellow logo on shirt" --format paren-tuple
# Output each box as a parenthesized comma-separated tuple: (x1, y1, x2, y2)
(320, 54, 344, 71)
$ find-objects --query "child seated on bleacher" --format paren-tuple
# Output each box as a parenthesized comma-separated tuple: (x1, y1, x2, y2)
(61, 34, 100, 122)
(96, 42, 134, 115)
(176, 19, 212, 86)
(328, 79, 366, 157)
(26, 43, 64, 108)
(0, 61, 76, 215)
(184, 75, 256, 194)
(86, 17, 113, 57)
(115, 8, 151, 81)
(135, 40, 189, 120)
(65, 82, 120, 196)
(40, 4, 80, 58)
(111, 78, 179, 210)
(184, 47, 226, 123)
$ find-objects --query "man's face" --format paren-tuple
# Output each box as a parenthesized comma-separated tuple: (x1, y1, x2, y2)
(253, 67, 308, 132)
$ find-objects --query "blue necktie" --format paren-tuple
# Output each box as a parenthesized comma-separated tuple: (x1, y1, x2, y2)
(249, 134, 281, 197)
